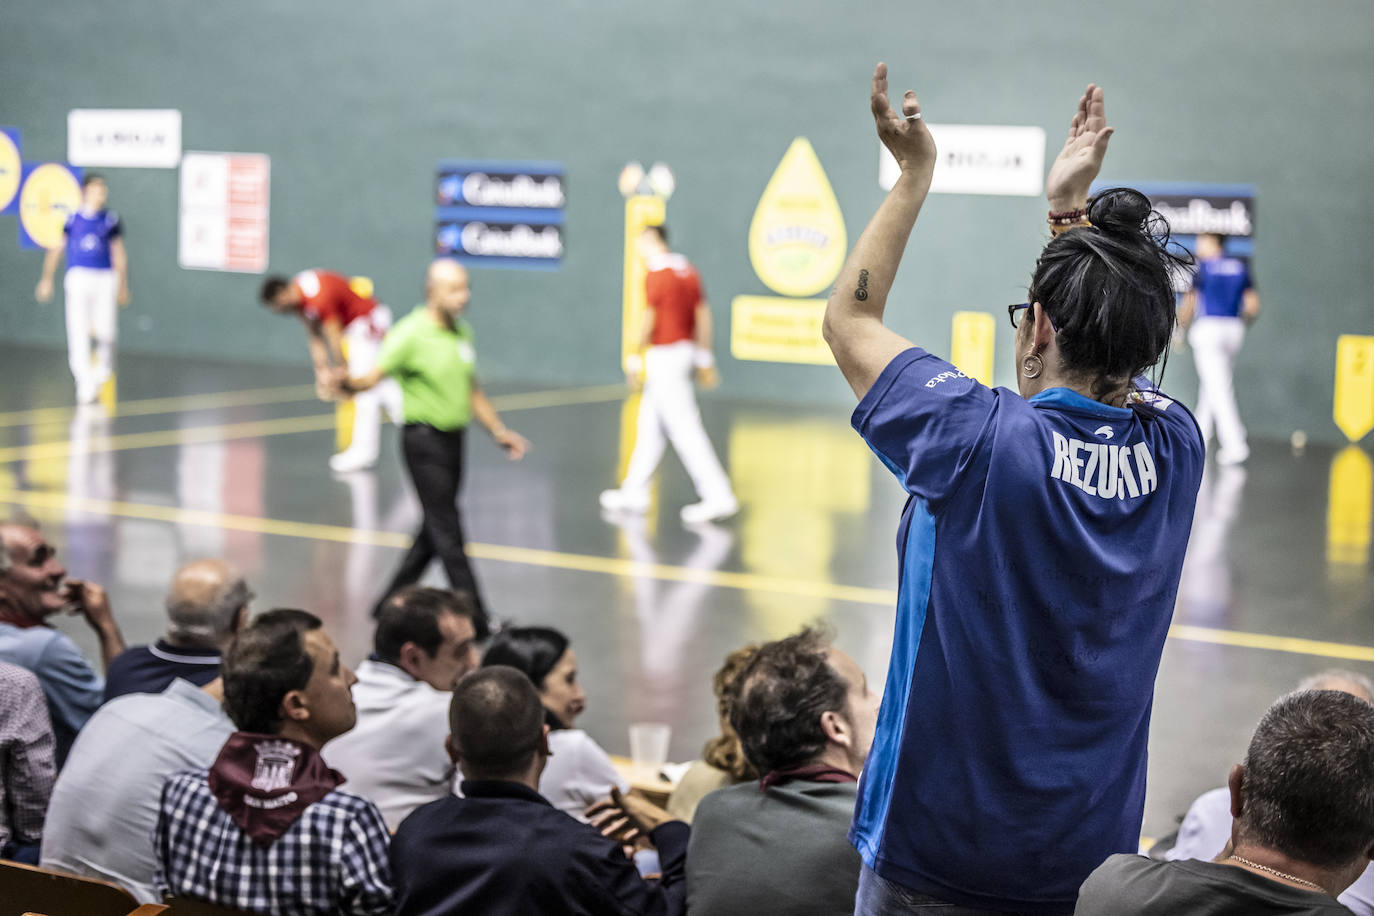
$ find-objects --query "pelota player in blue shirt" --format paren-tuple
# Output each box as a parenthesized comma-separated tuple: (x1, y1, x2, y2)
(35, 173, 130, 404)
(823, 66, 1205, 913)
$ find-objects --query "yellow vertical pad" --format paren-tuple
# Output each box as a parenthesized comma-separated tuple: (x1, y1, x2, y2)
(1328, 445, 1372, 567)
(1335, 335, 1374, 443)
(951, 311, 996, 386)
(99, 374, 117, 410)
(621, 195, 666, 370)
(747, 138, 847, 298)
(335, 338, 353, 451)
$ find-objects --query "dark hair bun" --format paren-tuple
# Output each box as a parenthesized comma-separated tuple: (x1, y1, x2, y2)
(1088, 187, 1153, 235)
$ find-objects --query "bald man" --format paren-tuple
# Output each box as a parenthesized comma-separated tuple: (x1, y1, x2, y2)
(344, 259, 528, 630)
(103, 559, 253, 702)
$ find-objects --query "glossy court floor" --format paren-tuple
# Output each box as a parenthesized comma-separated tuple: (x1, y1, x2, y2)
(2, 343, 1372, 842)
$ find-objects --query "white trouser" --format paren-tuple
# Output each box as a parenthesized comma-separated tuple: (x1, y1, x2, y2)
(1188, 316, 1247, 456)
(64, 267, 118, 398)
(336, 306, 404, 463)
(620, 341, 733, 503)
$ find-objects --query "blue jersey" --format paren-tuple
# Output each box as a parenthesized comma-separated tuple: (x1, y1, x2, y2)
(850, 349, 1203, 912)
(1191, 256, 1251, 318)
(63, 209, 122, 270)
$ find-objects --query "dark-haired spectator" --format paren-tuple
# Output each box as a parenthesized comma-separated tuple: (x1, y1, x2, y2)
(154, 609, 393, 914)
(392, 666, 689, 916)
(483, 626, 628, 818)
(103, 559, 252, 702)
(323, 587, 481, 829)
(0, 661, 56, 865)
(42, 676, 233, 902)
(1078, 689, 1374, 914)
(823, 70, 1204, 910)
(0, 522, 125, 763)
(685, 628, 876, 915)
(1165, 670, 1374, 914)
(666, 643, 758, 823)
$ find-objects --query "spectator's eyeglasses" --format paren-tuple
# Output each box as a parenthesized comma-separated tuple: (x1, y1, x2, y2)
(1008, 303, 1031, 329)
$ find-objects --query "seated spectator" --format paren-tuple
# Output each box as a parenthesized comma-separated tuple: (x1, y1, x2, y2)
(666, 644, 759, 823)
(0, 522, 125, 762)
(0, 661, 56, 865)
(323, 587, 480, 829)
(103, 559, 253, 702)
(1165, 670, 1374, 914)
(482, 626, 629, 818)
(41, 674, 234, 902)
(154, 608, 393, 915)
(1077, 689, 1374, 914)
(685, 627, 877, 915)
(391, 666, 688, 916)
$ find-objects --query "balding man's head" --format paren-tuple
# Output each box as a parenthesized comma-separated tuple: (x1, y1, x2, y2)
(1299, 669, 1374, 704)
(165, 559, 253, 649)
(425, 258, 471, 320)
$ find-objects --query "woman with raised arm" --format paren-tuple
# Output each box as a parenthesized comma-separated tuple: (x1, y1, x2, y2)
(824, 65, 1205, 914)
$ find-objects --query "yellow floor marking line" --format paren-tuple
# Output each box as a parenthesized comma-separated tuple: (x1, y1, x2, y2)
(0, 384, 317, 428)
(2, 486, 1372, 663)
(0, 384, 629, 463)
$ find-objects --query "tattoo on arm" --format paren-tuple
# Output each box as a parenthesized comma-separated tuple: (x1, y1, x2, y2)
(855, 269, 869, 301)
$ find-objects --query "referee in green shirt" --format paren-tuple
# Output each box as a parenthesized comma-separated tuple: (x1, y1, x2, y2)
(343, 258, 529, 629)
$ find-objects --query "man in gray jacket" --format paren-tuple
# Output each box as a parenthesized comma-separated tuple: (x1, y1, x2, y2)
(686, 627, 879, 915)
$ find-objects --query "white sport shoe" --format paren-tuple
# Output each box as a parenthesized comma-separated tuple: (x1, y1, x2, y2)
(599, 488, 650, 514)
(329, 451, 377, 473)
(680, 495, 739, 524)
(1216, 445, 1249, 466)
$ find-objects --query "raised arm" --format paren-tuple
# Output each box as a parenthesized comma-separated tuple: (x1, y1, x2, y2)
(1045, 84, 1114, 222)
(822, 63, 937, 400)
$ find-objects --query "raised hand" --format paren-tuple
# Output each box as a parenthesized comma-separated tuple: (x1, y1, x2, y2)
(871, 62, 936, 180)
(1046, 84, 1114, 211)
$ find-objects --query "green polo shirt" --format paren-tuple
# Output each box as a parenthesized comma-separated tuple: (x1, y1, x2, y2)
(377, 306, 477, 431)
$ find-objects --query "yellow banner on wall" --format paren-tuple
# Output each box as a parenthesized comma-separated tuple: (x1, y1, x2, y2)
(747, 138, 847, 298)
(951, 311, 996, 385)
(730, 296, 832, 366)
(1335, 335, 1374, 443)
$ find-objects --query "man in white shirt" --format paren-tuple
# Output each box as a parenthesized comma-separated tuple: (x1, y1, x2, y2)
(39, 676, 234, 902)
(322, 587, 480, 829)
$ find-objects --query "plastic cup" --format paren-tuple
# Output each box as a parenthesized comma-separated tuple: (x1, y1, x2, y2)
(629, 722, 672, 772)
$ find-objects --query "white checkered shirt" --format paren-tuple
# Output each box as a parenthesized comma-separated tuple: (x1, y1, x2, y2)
(154, 768, 394, 915)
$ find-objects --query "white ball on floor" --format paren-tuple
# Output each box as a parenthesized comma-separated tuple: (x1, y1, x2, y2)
(1290, 430, 1307, 451)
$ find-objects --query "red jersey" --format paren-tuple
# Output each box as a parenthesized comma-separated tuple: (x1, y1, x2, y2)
(644, 253, 701, 346)
(291, 269, 375, 327)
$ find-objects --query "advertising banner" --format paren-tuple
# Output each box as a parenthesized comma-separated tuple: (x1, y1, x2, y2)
(67, 109, 182, 168)
(0, 128, 20, 215)
(434, 160, 565, 270)
(881, 125, 1046, 196)
(18, 162, 82, 250)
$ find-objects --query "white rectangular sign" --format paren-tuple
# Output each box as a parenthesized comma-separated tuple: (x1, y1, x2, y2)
(67, 109, 182, 168)
(880, 124, 1046, 196)
(179, 152, 270, 273)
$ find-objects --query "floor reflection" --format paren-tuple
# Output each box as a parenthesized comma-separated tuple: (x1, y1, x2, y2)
(1178, 463, 1248, 627)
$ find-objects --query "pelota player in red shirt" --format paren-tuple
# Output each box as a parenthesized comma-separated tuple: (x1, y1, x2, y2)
(600, 225, 738, 524)
(260, 269, 403, 472)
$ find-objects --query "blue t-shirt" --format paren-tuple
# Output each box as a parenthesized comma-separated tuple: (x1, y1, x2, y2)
(1191, 256, 1252, 318)
(849, 349, 1204, 913)
(63, 209, 122, 270)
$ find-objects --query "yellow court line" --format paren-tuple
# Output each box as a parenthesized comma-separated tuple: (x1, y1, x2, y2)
(1, 486, 1372, 664)
(0, 385, 317, 428)
(0, 384, 630, 464)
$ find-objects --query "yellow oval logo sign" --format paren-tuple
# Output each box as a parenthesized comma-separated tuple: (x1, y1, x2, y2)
(0, 130, 20, 214)
(19, 163, 82, 250)
(747, 137, 846, 298)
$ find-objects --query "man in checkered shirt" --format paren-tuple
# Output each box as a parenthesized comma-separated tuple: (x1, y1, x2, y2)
(0, 660, 56, 863)
(154, 609, 393, 915)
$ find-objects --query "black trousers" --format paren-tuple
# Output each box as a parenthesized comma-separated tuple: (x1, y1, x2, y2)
(380, 424, 488, 623)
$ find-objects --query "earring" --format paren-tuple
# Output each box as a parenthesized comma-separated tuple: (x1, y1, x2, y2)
(1021, 352, 1044, 379)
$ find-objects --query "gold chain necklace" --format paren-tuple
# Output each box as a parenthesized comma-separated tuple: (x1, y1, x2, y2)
(1229, 855, 1325, 892)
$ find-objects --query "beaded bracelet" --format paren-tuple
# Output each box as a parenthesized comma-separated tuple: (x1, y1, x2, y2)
(1047, 207, 1089, 226)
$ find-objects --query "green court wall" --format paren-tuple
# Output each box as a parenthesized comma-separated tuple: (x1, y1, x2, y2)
(1, 0, 1371, 443)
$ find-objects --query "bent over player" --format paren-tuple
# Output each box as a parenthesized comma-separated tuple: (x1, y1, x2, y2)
(261, 269, 403, 472)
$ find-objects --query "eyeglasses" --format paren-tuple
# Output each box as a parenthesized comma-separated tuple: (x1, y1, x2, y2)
(1008, 303, 1031, 329)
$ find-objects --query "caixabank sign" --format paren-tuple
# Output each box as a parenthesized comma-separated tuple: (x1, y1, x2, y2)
(434, 160, 564, 270)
